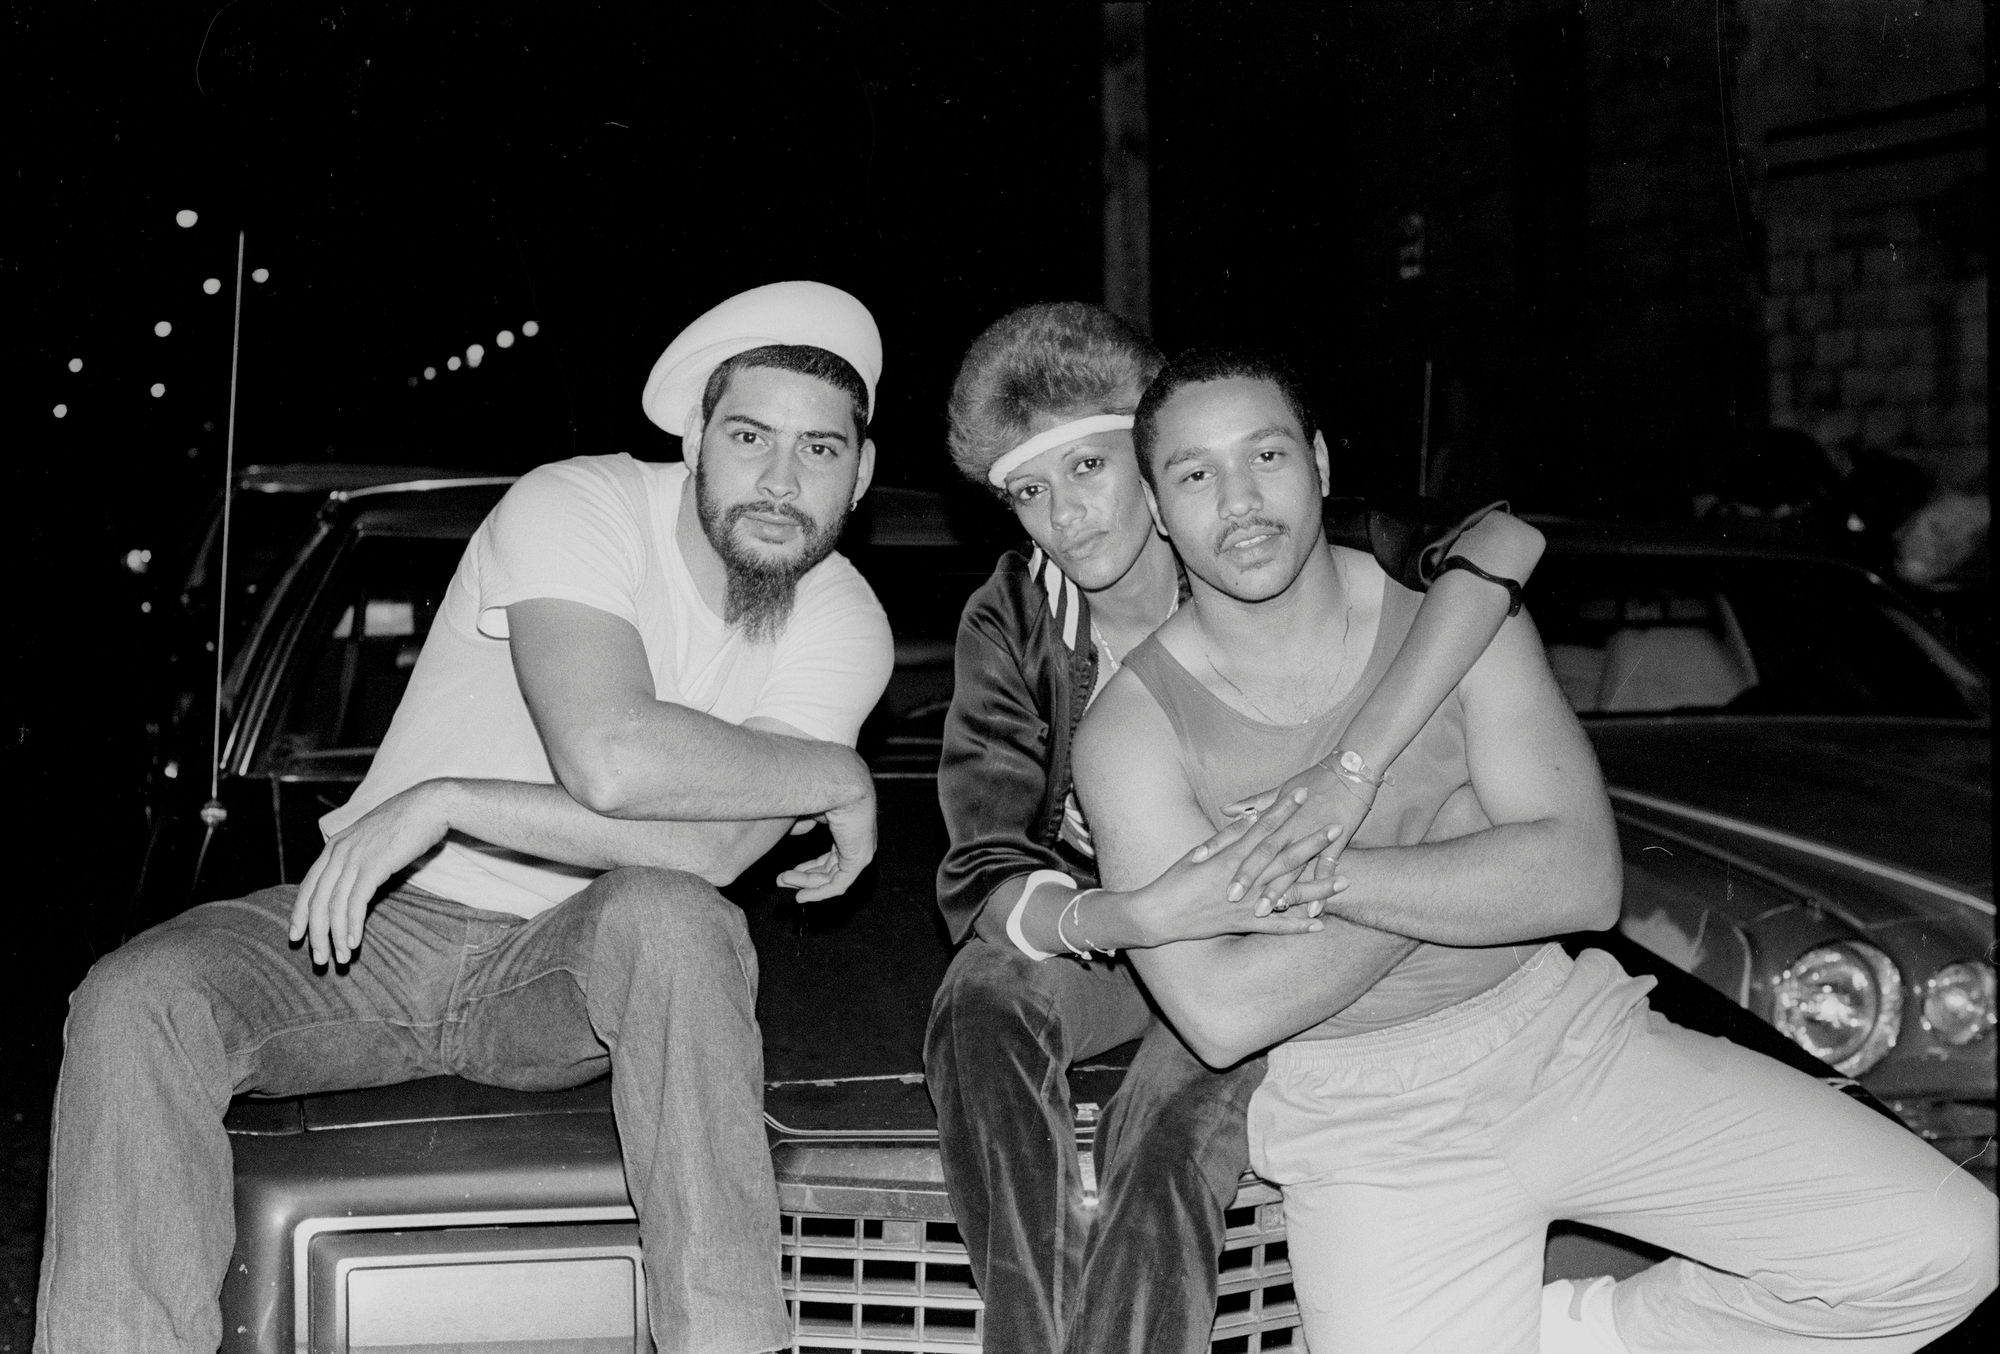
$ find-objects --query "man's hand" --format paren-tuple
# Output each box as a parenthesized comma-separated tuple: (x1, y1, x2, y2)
(772, 780, 877, 903)
(1219, 765, 1379, 913)
(291, 782, 452, 965)
(1125, 789, 1347, 946)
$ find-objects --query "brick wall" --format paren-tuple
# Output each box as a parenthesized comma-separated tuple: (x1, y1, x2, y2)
(1738, 0, 1987, 494)
(1764, 203, 1988, 489)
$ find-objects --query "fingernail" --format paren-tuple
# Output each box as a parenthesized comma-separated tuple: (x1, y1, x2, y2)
(1333, 878, 1350, 891)
(1308, 921, 1324, 931)
(1192, 847, 1209, 861)
(1254, 899, 1270, 917)
(1293, 788, 1308, 803)
(1227, 883, 1244, 901)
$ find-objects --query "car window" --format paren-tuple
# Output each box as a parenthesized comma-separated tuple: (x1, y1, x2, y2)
(265, 535, 468, 768)
(181, 492, 336, 667)
(1530, 553, 1986, 719)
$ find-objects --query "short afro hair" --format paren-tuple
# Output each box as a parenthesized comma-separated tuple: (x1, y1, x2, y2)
(1132, 346, 1319, 487)
(947, 302, 1162, 494)
(702, 344, 870, 441)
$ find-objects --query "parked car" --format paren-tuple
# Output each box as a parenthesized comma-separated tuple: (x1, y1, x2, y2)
(148, 480, 1980, 1352)
(1522, 519, 1994, 1190)
(133, 464, 509, 838)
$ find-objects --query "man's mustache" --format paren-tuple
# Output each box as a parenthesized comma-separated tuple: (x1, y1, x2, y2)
(725, 499, 817, 536)
(1214, 518, 1289, 555)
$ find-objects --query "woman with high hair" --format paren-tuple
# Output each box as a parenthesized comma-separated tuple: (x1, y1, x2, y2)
(926, 300, 1547, 1352)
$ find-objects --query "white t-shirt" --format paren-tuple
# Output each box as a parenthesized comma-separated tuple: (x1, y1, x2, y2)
(322, 454, 893, 918)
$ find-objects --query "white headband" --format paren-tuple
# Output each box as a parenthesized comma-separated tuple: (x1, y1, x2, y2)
(986, 414, 1136, 487)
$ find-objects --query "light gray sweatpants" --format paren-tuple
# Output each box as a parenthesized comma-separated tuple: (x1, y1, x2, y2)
(1249, 945, 1996, 1354)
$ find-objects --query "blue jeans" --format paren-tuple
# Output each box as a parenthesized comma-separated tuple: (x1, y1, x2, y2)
(36, 869, 788, 1354)
(925, 938, 1265, 1354)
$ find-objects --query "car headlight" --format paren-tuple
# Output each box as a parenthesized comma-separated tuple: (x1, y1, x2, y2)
(1771, 942, 1904, 1075)
(1921, 961, 1996, 1047)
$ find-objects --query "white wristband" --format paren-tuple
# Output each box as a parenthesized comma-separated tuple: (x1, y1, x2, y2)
(1005, 869, 1074, 962)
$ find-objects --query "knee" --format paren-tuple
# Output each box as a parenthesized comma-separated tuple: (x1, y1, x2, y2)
(928, 943, 1060, 1052)
(1104, 1074, 1253, 1201)
(593, 867, 746, 956)
(66, 930, 209, 1052)
(1908, 1172, 2000, 1318)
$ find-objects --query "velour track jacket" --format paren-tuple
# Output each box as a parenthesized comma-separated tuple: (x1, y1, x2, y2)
(933, 496, 1506, 944)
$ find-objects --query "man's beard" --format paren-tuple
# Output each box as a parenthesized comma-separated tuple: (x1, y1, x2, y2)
(694, 460, 850, 643)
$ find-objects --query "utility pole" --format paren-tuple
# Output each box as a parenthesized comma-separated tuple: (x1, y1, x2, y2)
(1101, 3, 1151, 334)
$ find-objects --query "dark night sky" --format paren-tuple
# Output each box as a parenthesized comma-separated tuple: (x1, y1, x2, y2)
(18, 3, 1107, 498)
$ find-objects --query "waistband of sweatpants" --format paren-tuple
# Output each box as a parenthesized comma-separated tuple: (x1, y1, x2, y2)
(1267, 942, 1573, 1074)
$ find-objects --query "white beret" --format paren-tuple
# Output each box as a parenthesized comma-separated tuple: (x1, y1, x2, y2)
(641, 280, 882, 466)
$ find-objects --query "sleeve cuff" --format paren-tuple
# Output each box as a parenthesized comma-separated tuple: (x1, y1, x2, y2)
(1005, 869, 1074, 962)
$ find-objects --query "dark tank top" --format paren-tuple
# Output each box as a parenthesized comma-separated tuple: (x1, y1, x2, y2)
(1121, 564, 1530, 1037)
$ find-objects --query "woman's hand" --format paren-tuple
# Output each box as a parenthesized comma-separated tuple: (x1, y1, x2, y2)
(1124, 789, 1349, 946)
(1219, 763, 1380, 913)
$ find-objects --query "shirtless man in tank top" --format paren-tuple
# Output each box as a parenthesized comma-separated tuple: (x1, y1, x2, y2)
(1073, 346, 1993, 1354)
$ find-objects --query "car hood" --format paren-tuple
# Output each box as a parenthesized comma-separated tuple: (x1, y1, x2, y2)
(738, 778, 1134, 1142)
(1589, 717, 1993, 901)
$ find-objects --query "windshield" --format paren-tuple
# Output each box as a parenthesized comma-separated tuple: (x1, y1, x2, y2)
(1530, 552, 1987, 720)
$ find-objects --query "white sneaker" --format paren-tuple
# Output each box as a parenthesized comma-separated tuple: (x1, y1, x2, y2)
(1541, 1275, 1630, 1354)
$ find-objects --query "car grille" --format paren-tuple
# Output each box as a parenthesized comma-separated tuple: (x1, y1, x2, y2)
(778, 1180, 1300, 1353)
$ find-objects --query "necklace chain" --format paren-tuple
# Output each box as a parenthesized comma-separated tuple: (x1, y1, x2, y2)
(1197, 555, 1354, 725)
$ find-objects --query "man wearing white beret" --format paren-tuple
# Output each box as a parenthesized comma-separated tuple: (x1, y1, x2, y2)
(40, 281, 895, 1354)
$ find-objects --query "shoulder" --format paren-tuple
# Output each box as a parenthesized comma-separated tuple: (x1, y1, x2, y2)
(967, 546, 1051, 614)
(1076, 665, 1172, 772)
(498, 454, 650, 518)
(958, 545, 1058, 644)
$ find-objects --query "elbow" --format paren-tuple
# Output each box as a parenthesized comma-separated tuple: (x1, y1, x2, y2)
(565, 766, 636, 818)
(1568, 843, 1624, 934)
(1179, 1007, 1267, 1071)
(700, 857, 745, 888)
(554, 726, 649, 817)
(1481, 514, 1547, 579)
